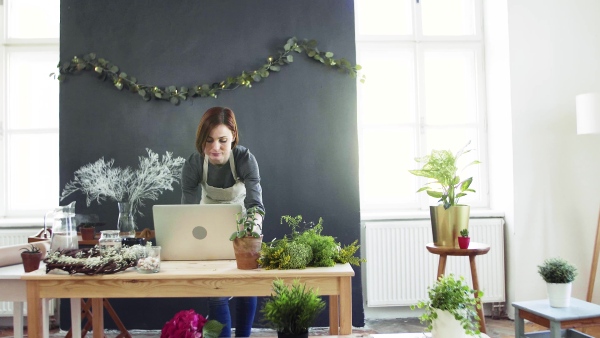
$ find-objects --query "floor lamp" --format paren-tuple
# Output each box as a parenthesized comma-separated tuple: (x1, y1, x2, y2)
(576, 93, 600, 302)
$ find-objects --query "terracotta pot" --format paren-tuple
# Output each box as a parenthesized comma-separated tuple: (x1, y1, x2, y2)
(232, 236, 263, 269)
(21, 252, 43, 272)
(80, 227, 95, 240)
(458, 237, 470, 249)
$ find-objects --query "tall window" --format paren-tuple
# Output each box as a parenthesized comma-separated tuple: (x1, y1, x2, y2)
(355, 0, 488, 214)
(0, 0, 60, 221)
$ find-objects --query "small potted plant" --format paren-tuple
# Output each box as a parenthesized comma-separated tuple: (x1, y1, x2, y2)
(230, 206, 265, 270)
(411, 274, 483, 337)
(538, 257, 577, 308)
(20, 244, 43, 272)
(261, 279, 326, 338)
(408, 141, 480, 247)
(458, 228, 470, 249)
(78, 223, 101, 241)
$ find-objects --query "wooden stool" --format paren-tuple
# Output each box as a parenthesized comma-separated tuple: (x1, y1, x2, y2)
(426, 242, 490, 334)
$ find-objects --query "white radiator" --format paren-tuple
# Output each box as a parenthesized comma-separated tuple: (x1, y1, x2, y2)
(364, 218, 505, 307)
(0, 228, 55, 317)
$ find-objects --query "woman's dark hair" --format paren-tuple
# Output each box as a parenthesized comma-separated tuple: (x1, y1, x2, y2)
(195, 107, 239, 153)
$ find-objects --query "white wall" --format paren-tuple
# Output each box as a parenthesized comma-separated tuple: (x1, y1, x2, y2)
(486, 0, 600, 318)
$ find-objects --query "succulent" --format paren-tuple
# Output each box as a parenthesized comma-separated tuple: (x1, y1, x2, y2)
(20, 244, 41, 254)
(230, 206, 265, 240)
(460, 228, 469, 237)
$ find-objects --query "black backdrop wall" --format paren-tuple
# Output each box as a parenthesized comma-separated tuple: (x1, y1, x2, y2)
(59, 0, 363, 330)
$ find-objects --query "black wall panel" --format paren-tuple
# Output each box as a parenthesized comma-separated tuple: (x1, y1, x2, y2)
(59, 0, 363, 330)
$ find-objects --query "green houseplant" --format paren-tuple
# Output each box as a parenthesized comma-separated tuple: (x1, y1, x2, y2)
(412, 274, 483, 337)
(538, 257, 578, 307)
(458, 228, 470, 249)
(261, 279, 326, 338)
(230, 206, 265, 270)
(408, 141, 480, 247)
(20, 244, 43, 273)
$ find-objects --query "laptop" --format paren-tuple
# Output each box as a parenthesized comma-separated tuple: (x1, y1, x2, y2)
(153, 204, 242, 261)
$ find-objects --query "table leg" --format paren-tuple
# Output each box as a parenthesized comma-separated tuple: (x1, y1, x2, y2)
(437, 255, 447, 279)
(514, 309, 524, 338)
(43, 299, 50, 338)
(91, 298, 104, 338)
(13, 301, 23, 338)
(549, 320, 561, 338)
(339, 276, 352, 335)
(469, 255, 486, 334)
(328, 295, 339, 335)
(71, 298, 82, 338)
(26, 281, 42, 338)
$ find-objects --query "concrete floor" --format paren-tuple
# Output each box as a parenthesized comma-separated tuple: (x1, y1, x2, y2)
(2, 316, 589, 338)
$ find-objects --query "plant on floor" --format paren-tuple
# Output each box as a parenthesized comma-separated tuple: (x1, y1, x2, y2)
(258, 215, 364, 270)
(408, 141, 480, 209)
(411, 274, 483, 336)
(261, 279, 325, 337)
(161, 309, 224, 338)
(537, 257, 577, 283)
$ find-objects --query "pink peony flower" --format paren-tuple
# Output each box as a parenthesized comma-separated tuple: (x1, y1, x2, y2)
(161, 309, 210, 338)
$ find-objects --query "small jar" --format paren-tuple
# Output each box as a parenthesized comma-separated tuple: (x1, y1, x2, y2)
(99, 230, 122, 253)
(136, 246, 161, 273)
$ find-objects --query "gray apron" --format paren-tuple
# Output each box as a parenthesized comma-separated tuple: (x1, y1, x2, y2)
(200, 154, 246, 215)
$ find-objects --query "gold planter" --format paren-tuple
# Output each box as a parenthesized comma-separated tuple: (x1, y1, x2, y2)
(429, 205, 470, 248)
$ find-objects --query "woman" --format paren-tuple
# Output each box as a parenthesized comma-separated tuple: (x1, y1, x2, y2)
(181, 106, 265, 337)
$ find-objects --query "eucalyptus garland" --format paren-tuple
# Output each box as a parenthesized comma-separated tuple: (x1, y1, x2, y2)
(56, 37, 365, 105)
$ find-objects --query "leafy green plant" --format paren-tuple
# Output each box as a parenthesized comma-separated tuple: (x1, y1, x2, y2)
(258, 215, 364, 269)
(537, 258, 578, 283)
(53, 37, 364, 105)
(230, 206, 265, 240)
(460, 228, 469, 237)
(20, 244, 41, 254)
(408, 141, 480, 209)
(411, 274, 483, 336)
(260, 279, 325, 335)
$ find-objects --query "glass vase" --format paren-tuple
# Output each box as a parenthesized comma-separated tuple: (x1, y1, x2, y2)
(117, 202, 136, 238)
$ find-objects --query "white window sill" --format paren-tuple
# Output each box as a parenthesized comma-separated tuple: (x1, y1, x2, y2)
(361, 208, 505, 221)
(0, 217, 45, 229)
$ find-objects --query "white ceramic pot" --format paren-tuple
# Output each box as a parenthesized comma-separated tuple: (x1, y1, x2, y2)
(547, 282, 572, 307)
(431, 309, 468, 338)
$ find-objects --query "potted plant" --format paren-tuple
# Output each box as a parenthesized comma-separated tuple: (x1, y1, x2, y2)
(408, 141, 480, 247)
(538, 257, 578, 307)
(261, 279, 326, 338)
(78, 222, 104, 241)
(20, 244, 43, 272)
(458, 228, 470, 249)
(230, 206, 265, 269)
(411, 274, 483, 337)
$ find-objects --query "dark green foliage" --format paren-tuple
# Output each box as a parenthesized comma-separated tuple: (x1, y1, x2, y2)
(261, 279, 325, 335)
(538, 257, 578, 283)
(411, 274, 483, 336)
(230, 206, 264, 241)
(20, 244, 41, 254)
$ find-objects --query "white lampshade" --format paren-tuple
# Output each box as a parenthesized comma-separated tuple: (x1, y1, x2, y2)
(576, 93, 600, 135)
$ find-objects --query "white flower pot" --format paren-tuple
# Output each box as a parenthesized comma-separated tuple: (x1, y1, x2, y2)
(547, 282, 572, 308)
(431, 310, 468, 338)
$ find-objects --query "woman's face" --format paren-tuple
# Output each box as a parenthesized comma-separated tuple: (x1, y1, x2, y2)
(204, 124, 234, 165)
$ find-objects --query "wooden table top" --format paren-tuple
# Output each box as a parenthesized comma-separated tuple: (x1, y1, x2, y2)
(426, 242, 490, 256)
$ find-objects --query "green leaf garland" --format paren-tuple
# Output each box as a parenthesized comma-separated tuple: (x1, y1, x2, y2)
(54, 37, 365, 105)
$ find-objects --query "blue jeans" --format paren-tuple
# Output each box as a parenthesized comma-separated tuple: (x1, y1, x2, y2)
(208, 296, 257, 337)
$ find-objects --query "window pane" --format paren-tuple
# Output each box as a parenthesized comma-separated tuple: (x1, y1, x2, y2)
(8, 133, 59, 211)
(359, 127, 417, 208)
(423, 48, 478, 125)
(6, 0, 61, 39)
(421, 0, 476, 36)
(357, 43, 416, 126)
(355, 0, 413, 36)
(7, 48, 60, 129)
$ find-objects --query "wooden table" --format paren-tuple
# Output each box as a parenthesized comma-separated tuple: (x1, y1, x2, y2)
(23, 260, 355, 338)
(425, 242, 490, 334)
(513, 298, 600, 338)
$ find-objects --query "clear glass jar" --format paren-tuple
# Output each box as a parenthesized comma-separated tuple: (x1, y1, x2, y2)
(99, 230, 122, 253)
(117, 202, 136, 238)
(136, 246, 161, 273)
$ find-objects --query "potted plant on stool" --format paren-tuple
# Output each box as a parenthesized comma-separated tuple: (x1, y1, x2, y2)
(458, 228, 470, 249)
(538, 257, 578, 307)
(261, 279, 325, 338)
(412, 274, 483, 337)
(20, 244, 43, 272)
(230, 206, 264, 269)
(408, 142, 480, 248)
